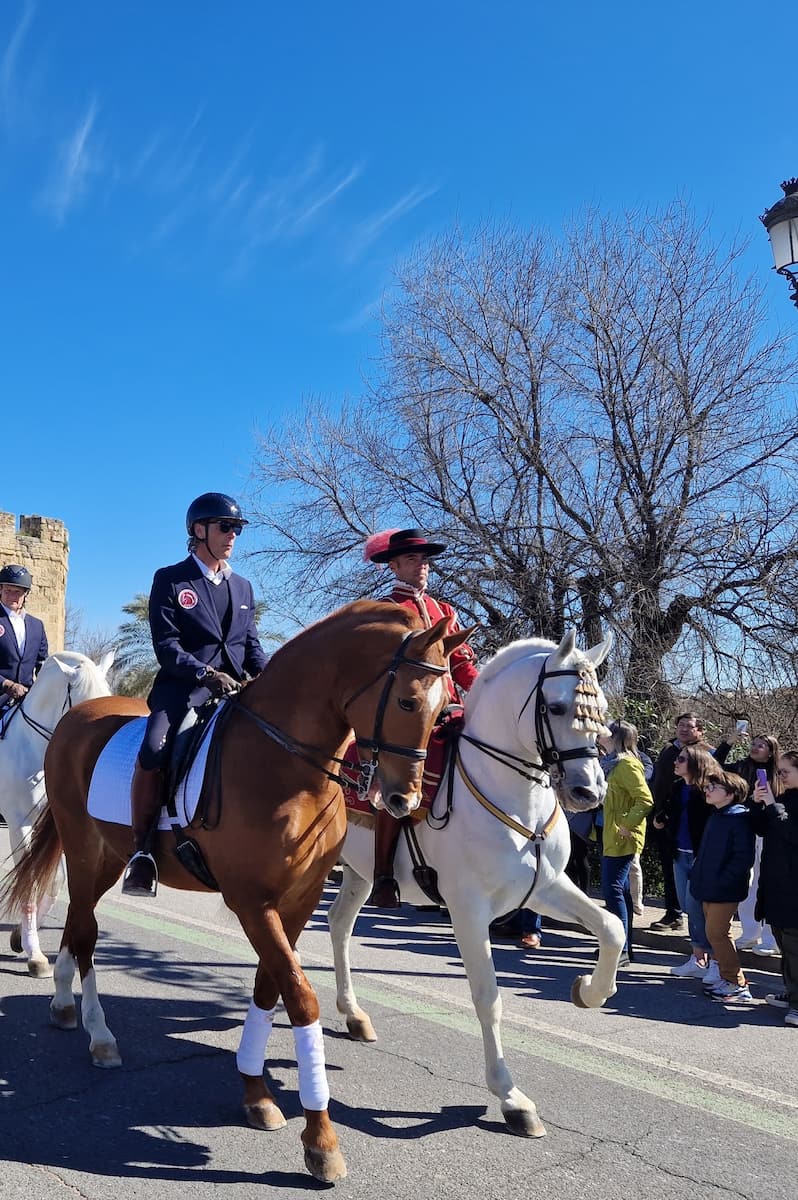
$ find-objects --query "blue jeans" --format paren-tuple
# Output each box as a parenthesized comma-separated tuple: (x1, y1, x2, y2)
(673, 849, 710, 954)
(601, 854, 634, 953)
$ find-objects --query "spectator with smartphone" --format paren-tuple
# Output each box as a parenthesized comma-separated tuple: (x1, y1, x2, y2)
(752, 753, 798, 1028)
(715, 728, 782, 956)
(649, 713, 712, 932)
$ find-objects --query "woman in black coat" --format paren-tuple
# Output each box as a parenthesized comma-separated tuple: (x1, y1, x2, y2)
(752, 751, 798, 1026)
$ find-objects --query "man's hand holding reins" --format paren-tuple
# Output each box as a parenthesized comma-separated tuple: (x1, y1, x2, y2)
(2, 680, 28, 701)
(205, 669, 241, 698)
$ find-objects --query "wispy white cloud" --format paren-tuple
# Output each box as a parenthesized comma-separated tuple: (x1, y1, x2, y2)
(346, 185, 438, 262)
(39, 97, 102, 224)
(0, 0, 36, 131)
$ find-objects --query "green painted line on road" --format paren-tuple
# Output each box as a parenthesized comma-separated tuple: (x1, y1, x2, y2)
(101, 900, 797, 1144)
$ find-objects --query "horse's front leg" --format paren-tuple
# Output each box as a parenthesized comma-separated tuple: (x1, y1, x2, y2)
(237, 963, 288, 1133)
(447, 896, 546, 1138)
(328, 864, 376, 1041)
(535, 872, 625, 1008)
(234, 902, 347, 1184)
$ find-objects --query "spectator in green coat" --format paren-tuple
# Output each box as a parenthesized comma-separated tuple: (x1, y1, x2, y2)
(599, 720, 653, 965)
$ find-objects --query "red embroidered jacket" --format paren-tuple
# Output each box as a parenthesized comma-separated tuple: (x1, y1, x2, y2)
(383, 583, 478, 700)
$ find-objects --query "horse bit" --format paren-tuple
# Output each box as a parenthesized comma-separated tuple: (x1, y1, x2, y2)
(236, 631, 448, 799)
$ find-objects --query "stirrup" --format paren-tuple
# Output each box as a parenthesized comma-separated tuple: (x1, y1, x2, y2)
(122, 851, 158, 898)
(367, 874, 401, 909)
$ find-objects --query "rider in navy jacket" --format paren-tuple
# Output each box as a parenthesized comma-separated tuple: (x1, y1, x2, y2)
(122, 493, 268, 898)
(0, 564, 48, 708)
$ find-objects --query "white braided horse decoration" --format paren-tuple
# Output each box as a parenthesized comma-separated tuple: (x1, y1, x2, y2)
(0, 651, 114, 975)
(328, 630, 625, 1138)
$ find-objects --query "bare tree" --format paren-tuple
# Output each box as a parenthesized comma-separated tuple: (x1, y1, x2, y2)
(250, 205, 798, 722)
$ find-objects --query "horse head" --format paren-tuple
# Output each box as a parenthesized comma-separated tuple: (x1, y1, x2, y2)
(25, 651, 114, 728)
(347, 616, 469, 820)
(529, 629, 612, 812)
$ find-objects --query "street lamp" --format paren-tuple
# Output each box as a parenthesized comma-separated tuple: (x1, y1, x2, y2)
(761, 177, 798, 309)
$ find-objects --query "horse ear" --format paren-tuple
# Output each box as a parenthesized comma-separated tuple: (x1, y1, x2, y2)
(584, 631, 613, 668)
(442, 624, 478, 658)
(98, 650, 115, 678)
(408, 616, 450, 655)
(54, 657, 80, 679)
(551, 629, 577, 664)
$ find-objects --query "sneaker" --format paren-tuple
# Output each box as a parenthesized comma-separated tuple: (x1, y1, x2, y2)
(785, 1009, 798, 1027)
(752, 943, 781, 957)
(711, 980, 753, 1002)
(765, 991, 789, 1009)
(701, 960, 722, 992)
(671, 954, 708, 978)
(650, 914, 685, 931)
(735, 936, 761, 950)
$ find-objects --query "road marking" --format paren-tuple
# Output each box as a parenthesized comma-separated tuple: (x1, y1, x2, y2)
(99, 897, 798, 1142)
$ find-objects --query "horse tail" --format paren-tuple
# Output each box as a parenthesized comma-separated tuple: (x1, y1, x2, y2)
(0, 804, 63, 917)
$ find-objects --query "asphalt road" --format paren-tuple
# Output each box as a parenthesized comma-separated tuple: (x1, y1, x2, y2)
(1, 826, 795, 1199)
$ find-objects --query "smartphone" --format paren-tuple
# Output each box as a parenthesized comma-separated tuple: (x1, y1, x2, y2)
(756, 768, 768, 788)
(736, 719, 749, 736)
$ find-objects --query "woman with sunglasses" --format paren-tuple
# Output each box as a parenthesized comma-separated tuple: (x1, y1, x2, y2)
(752, 753, 798, 1027)
(122, 491, 268, 897)
(718, 731, 782, 956)
(653, 742, 717, 979)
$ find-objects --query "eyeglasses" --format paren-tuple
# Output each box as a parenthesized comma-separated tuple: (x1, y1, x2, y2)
(676, 754, 688, 763)
(213, 521, 244, 535)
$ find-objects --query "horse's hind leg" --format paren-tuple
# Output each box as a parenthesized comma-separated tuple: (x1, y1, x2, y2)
(235, 902, 347, 1183)
(535, 873, 625, 1009)
(328, 864, 375, 1041)
(447, 894, 546, 1138)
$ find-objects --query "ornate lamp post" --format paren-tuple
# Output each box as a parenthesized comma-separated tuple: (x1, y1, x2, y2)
(761, 177, 798, 309)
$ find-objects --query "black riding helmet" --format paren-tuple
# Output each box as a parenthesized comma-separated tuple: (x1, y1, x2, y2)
(0, 564, 32, 590)
(185, 492, 248, 537)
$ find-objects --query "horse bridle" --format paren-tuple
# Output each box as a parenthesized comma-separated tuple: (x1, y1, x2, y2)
(518, 658, 601, 777)
(343, 631, 448, 799)
(0, 683, 75, 742)
(236, 631, 448, 800)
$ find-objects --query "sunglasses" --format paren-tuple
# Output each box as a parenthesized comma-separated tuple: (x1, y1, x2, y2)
(676, 754, 688, 763)
(213, 521, 244, 535)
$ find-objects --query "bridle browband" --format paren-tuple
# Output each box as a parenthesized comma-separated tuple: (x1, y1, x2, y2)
(235, 631, 448, 800)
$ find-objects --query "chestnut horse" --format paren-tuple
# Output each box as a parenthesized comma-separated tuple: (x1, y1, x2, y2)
(1, 600, 469, 1184)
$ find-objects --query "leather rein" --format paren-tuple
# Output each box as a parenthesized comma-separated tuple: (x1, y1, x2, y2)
(0, 684, 75, 742)
(235, 631, 448, 800)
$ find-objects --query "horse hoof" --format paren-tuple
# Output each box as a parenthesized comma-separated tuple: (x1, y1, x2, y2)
(244, 1100, 287, 1131)
(27, 955, 53, 979)
(9, 927, 22, 955)
(90, 1041, 122, 1069)
(571, 976, 589, 1009)
(50, 1004, 78, 1030)
(504, 1108, 547, 1138)
(346, 1015, 377, 1042)
(304, 1145, 348, 1183)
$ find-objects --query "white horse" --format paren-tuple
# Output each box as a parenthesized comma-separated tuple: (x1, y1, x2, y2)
(328, 630, 625, 1138)
(0, 650, 114, 976)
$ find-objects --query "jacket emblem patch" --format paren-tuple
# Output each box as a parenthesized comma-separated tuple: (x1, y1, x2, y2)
(177, 589, 199, 610)
(0, 625, 4, 637)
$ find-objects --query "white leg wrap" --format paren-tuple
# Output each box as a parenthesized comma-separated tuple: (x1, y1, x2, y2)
(293, 1020, 330, 1111)
(236, 1001, 276, 1076)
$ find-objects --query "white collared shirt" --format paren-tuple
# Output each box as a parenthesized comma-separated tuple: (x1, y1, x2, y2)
(191, 553, 232, 587)
(0, 603, 26, 652)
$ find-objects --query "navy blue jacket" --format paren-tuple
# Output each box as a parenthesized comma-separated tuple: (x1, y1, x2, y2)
(689, 804, 755, 904)
(0, 606, 48, 688)
(147, 556, 268, 713)
(751, 788, 798, 928)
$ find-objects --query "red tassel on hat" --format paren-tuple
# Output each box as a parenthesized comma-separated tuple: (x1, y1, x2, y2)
(363, 528, 400, 562)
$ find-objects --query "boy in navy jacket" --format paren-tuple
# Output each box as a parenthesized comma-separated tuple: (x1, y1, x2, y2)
(690, 770, 755, 1002)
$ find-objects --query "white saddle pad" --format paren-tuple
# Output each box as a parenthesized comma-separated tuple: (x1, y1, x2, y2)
(87, 708, 221, 829)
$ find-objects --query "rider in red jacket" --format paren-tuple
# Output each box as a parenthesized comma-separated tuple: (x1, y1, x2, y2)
(364, 528, 478, 906)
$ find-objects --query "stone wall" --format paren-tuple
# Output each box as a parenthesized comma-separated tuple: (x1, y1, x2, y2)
(0, 510, 68, 651)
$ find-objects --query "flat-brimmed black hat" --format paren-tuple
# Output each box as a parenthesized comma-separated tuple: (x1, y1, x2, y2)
(368, 528, 447, 564)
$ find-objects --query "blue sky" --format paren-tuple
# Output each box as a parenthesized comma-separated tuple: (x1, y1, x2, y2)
(1, 1, 795, 641)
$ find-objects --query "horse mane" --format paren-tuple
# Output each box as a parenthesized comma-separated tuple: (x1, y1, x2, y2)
(465, 637, 557, 713)
(266, 600, 420, 670)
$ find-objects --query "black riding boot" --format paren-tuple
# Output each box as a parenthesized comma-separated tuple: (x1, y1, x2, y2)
(367, 810, 403, 908)
(121, 763, 162, 897)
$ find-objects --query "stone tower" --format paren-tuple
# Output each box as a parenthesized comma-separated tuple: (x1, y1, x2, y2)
(0, 510, 68, 651)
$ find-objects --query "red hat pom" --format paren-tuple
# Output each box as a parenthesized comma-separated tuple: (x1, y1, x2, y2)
(363, 528, 400, 562)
